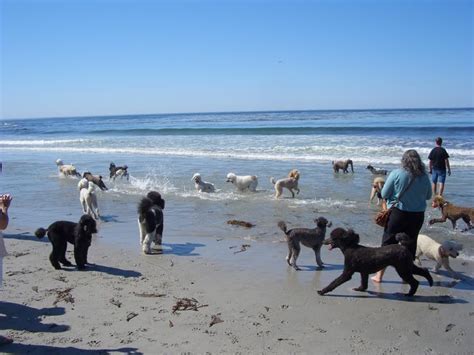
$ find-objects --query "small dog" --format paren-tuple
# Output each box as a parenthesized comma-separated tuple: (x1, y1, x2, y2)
(83, 172, 108, 191)
(56, 159, 81, 178)
(226, 172, 258, 192)
(278, 217, 331, 270)
(80, 183, 100, 220)
(332, 159, 354, 173)
(415, 234, 463, 278)
(35, 215, 97, 270)
(270, 169, 300, 198)
(429, 195, 474, 231)
(192, 173, 216, 193)
(366, 164, 388, 175)
(138, 191, 165, 254)
(109, 162, 129, 181)
(317, 228, 433, 296)
(369, 176, 386, 209)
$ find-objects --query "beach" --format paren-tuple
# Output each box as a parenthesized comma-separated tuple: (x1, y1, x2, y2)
(1, 109, 474, 353)
(1, 221, 473, 354)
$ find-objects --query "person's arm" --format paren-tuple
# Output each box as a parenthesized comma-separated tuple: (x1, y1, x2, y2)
(0, 194, 12, 231)
(429, 160, 433, 174)
(381, 171, 395, 200)
(446, 159, 451, 176)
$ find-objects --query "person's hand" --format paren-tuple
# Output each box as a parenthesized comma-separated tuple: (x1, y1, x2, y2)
(448, 170, 451, 176)
(0, 194, 12, 209)
(429, 170, 432, 175)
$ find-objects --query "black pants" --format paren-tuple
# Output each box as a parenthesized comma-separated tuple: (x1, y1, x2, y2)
(382, 207, 424, 259)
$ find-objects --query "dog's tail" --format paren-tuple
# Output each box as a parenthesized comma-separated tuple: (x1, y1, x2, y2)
(138, 196, 154, 217)
(395, 233, 412, 248)
(35, 228, 47, 239)
(270, 177, 276, 185)
(278, 221, 288, 234)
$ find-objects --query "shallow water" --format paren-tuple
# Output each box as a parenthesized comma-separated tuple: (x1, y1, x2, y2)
(1, 109, 473, 258)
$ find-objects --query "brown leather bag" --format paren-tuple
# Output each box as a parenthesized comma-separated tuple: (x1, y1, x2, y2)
(375, 207, 392, 227)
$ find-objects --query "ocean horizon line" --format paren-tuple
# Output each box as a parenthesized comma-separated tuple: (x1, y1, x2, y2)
(2, 106, 473, 122)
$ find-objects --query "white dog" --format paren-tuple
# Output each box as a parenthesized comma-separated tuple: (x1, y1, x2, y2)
(56, 159, 81, 178)
(192, 173, 216, 193)
(415, 234, 463, 279)
(79, 183, 100, 220)
(226, 172, 258, 192)
(270, 169, 300, 198)
(77, 177, 89, 190)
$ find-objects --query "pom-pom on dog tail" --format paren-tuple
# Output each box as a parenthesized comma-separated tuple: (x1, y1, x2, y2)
(35, 228, 47, 239)
(278, 221, 288, 234)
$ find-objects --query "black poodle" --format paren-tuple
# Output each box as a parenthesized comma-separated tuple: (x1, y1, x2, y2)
(317, 228, 433, 296)
(137, 191, 165, 254)
(35, 214, 97, 270)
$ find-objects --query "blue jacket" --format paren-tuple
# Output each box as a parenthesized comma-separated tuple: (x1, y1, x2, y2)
(381, 168, 432, 212)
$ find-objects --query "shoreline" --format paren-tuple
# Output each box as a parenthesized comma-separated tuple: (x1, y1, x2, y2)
(1, 221, 473, 354)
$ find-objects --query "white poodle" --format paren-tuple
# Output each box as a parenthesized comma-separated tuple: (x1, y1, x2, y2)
(77, 177, 89, 190)
(270, 169, 300, 198)
(226, 172, 258, 192)
(415, 234, 463, 279)
(192, 173, 216, 193)
(56, 159, 81, 177)
(80, 183, 100, 220)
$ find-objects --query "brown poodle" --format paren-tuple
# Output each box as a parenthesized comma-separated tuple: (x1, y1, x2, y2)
(429, 195, 474, 231)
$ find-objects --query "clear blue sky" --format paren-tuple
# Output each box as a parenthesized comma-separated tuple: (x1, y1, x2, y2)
(1, 0, 472, 119)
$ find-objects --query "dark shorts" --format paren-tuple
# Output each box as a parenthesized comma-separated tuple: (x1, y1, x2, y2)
(431, 169, 446, 184)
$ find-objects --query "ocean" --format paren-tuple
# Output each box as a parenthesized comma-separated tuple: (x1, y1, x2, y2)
(1, 108, 473, 259)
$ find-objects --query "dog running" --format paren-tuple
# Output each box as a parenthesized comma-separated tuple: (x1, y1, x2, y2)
(429, 195, 474, 231)
(109, 162, 129, 181)
(270, 169, 300, 198)
(317, 228, 433, 296)
(137, 191, 165, 254)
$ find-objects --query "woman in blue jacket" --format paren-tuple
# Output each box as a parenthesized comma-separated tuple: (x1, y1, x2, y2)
(372, 150, 432, 283)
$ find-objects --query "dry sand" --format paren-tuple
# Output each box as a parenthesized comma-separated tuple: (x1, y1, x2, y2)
(1, 224, 473, 354)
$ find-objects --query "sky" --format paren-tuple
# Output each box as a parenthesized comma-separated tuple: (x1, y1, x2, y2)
(0, 0, 473, 119)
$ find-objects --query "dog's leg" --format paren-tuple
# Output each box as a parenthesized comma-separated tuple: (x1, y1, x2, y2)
(142, 233, 154, 254)
(289, 188, 295, 198)
(155, 223, 163, 246)
(49, 248, 62, 270)
(353, 273, 369, 291)
(291, 243, 301, 270)
(317, 270, 354, 295)
(440, 258, 459, 279)
(395, 268, 419, 296)
(313, 246, 324, 268)
(295, 187, 300, 195)
(138, 220, 147, 245)
(462, 216, 471, 231)
(412, 265, 433, 287)
(57, 240, 72, 267)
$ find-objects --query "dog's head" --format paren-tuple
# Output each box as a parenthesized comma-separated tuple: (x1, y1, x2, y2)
(366, 164, 373, 170)
(314, 216, 332, 229)
(226, 173, 236, 183)
(288, 169, 300, 180)
(192, 173, 202, 184)
(109, 162, 116, 171)
(432, 195, 447, 208)
(323, 227, 359, 250)
(147, 191, 165, 209)
(440, 240, 463, 258)
(56, 159, 64, 166)
(78, 214, 98, 234)
(83, 172, 92, 179)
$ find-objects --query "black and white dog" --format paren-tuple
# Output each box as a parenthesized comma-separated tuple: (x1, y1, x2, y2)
(366, 164, 388, 175)
(35, 215, 97, 270)
(83, 172, 108, 191)
(137, 191, 165, 254)
(109, 162, 129, 181)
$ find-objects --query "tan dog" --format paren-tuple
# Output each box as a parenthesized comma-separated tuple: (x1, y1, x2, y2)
(270, 169, 300, 198)
(429, 195, 474, 231)
(332, 159, 354, 173)
(56, 159, 81, 178)
(415, 234, 463, 279)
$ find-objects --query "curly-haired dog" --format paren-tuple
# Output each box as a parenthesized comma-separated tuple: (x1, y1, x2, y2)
(109, 162, 129, 181)
(80, 183, 100, 220)
(366, 164, 388, 175)
(226, 172, 258, 192)
(192, 173, 216, 193)
(317, 228, 433, 296)
(83, 172, 108, 191)
(429, 195, 474, 231)
(332, 159, 354, 173)
(35, 215, 97, 270)
(138, 191, 165, 254)
(415, 234, 463, 279)
(270, 169, 300, 198)
(278, 217, 331, 270)
(56, 159, 81, 178)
